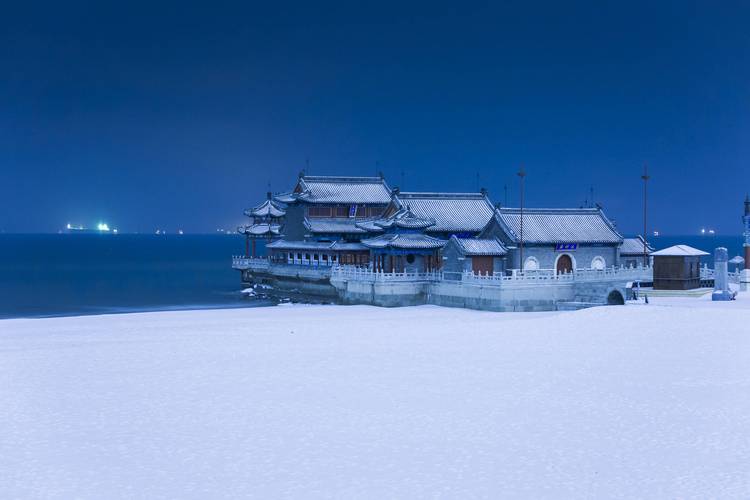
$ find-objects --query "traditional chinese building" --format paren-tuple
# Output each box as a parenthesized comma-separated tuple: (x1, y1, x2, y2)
(479, 207, 623, 273)
(238, 192, 285, 257)
(233, 172, 651, 309)
(619, 236, 654, 268)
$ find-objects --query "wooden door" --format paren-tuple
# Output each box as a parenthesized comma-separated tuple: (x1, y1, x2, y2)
(556, 254, 573, 274)
(472, 256, 494, 275)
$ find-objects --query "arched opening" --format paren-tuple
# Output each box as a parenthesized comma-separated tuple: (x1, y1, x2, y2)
(523, 256, 539, 271)
(591, 256, 605, 270)
(556, 254, 573, 274)
(607, 290, 625, 305)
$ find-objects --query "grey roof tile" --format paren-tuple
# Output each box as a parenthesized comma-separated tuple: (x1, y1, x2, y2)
(393, 192, 495, 233)
(493, 208, 623, 244)
(304, 218, 368, 234)
(451, 236, 508, 256)
(620, 236, 654, 255)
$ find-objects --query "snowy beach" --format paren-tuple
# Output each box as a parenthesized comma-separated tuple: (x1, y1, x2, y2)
(2, 296, 750, 498)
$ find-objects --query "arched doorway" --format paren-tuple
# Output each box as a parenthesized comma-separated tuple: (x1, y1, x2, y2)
(607, 290, 625, 305)
(556, 254, 573, 274)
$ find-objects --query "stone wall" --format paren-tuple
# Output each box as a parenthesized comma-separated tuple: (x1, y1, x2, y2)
(330, 275, 630, 312)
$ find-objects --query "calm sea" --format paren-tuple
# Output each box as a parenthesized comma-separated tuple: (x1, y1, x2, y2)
(0, 233, 744, 319)
(0, 234, 271, 319)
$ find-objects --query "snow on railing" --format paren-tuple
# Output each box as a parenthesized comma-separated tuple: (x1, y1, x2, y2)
(231, 256, 270, 270)
(462, 265, 653, 285)
(332, 264, 652, 286)
(331, 265, 443, 282)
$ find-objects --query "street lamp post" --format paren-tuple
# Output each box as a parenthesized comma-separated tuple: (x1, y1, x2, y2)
(641, 164, 650, 267)
(518, 166, 526, 271)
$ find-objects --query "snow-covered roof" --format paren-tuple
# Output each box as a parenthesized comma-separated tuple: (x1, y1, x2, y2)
(277, 175, 393, 205)
(304, 218, 368, 234)
(729, 256, 745, 264)
(449, 236, 508, 256)
(620, 236, 654, 256)
(361, 233, 446, 250)
(651, 245, 709, 257)
(237, 223, 281, 236)
(245, 199, 286, 218)
(492, 208, 623, 244)
(373, 208, 436, 230)
(267, 240, 367, 251)
(392, 192, 495, 233)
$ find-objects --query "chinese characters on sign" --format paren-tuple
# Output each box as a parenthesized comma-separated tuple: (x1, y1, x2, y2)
(555, 243, 578, 251)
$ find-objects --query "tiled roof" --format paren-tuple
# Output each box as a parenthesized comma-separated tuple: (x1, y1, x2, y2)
(237, 223, 281, 236)
(651, 245, 709, 257)
(245, 199, 286, 218)
(361, 233, 446, 250)
(354, 219, 386, 232)
(393, 192, 495, 233)
(304, 218, 368, 234)
(492, 208, 623, 244)
(267, 240, 366, 251)
(620, 236, 654, 255)
(277, 175, 393, 204)
(450, 236, 508, 256)
(374, 208, 435, 230)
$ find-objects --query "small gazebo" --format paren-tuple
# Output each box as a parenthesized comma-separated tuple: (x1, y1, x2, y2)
(238, 192, 285, 257)
(729, 255, 745, 273)
(361, 207, 445, 273)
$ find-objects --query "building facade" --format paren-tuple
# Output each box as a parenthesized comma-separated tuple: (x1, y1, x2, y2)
(234, 173, 651, 308)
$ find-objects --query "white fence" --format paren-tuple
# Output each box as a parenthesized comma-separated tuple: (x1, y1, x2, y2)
(462, 266, 653, 285)
(700, 265, 741, 284)
(231, 256, 270, 271)
(332, 264, 652, 286)
(332, 266, 443, 283)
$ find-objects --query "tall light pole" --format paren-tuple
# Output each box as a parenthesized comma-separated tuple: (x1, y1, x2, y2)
(518, 166, 526, 271)
(641, 163, 650, 267)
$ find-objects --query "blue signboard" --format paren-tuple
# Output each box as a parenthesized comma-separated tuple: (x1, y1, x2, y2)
(555, 243, 578, 251)
(349, 204, 357, 217)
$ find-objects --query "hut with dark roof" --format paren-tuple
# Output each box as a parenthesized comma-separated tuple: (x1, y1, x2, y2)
(651, 245, 709, 290)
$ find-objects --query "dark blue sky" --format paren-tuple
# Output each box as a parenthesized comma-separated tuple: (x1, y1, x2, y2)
(2, 1, 749, 234)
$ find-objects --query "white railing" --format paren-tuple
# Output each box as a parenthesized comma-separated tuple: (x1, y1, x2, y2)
(700, 265, 714, 280)
(232, 256, 270, 270)
(700, 265, 741, 284)
(332, 265, 443, 282)
(463, 265, 653, 285)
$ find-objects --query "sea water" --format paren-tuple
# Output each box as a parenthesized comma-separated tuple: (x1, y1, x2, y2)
(0, 234, 271, 319)
(0, 233, 743, 319)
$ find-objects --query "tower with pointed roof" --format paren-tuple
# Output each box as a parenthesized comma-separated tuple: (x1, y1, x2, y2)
(238, 192, 286, 257)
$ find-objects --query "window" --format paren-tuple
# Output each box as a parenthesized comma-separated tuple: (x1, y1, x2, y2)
(591, 256, 606, 270)
(297, 253, 302, 260)
(305, 253, 310, 260)
(313, 254, 318, 261)
(322, 254, 328, 261)
(308, 206, 332, 217)
(335, 206, 348, 217)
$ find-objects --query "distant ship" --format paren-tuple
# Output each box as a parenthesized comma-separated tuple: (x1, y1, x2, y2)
(64, 223, 117, 234)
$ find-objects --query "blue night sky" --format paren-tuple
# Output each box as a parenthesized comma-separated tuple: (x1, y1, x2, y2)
(1, 1, 749, 234)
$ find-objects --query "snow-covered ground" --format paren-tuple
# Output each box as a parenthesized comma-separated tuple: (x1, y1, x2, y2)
(2, 293, 750, 498)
